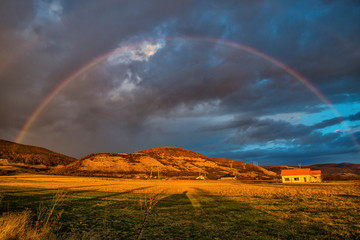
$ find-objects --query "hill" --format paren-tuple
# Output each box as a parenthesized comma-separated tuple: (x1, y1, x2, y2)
(263, 163, 360, 181)
(0, 139, 77, 167)
(54, 146, 277, 179)
(305, 162, 360, 175)
(264, 163, 360, 176)
(262, 165, 296, 175)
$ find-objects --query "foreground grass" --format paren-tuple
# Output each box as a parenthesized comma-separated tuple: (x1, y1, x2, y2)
(0, 174, 359, 239)
(0, 190, 65, 240)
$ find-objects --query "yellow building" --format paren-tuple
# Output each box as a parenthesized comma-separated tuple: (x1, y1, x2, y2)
(280, 168, 322, 183)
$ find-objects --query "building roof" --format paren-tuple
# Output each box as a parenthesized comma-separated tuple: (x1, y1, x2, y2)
(310, 170, 321, 175)
(280, 168, 321, 176)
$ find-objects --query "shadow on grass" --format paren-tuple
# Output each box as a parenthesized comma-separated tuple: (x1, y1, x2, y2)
(0, 185, 153, 213)
(134, 190, 292, 239)
(156, 191, 194, 209)
(58, 186, 155, 239)
(336, 194, 360, 199)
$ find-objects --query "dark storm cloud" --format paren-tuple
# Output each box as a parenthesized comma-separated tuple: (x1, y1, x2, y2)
(214, 0, 360, 105)
(200, 114, 358, 159)
(0, 0, 196, 130)
(201, 117, 311, 139)
(0, 1, 36, 30)
(2, 0, 357, 129)
(312, 111, 360, 129)
(203, 131, 359, 165)
(313, 117, 344, 129)
(0, 0, 359, 163)
(349, 112, 360, 121)
(212, 145, 359, 166)
(202, 116, 336, 145)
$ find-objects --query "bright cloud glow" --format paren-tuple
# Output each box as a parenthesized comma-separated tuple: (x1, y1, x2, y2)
(107, 40, 165, 65)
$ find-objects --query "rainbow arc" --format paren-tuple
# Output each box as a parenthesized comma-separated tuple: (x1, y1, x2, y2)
(15, 36, 360, 151)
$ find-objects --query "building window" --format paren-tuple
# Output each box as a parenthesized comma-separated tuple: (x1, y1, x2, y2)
(284, 178, 290, 181)
(293, 177, 299, 181)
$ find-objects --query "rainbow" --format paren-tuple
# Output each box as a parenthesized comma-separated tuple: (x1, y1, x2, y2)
(14, 36, 360, 150)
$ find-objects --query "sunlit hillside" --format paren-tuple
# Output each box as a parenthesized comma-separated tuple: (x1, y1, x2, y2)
(0, 139, 76, 167)
(54, 146, 277, 179)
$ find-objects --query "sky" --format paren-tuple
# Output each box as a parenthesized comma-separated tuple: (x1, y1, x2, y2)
(0, 0, 359, 166)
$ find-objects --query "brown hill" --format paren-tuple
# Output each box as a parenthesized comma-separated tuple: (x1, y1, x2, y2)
(262, 165, 296, 175)
(0, 139, 77, 167)
(264, 163, 360, 181)
(138, 146, 210, 160)
(212, 158, 277, 176)
(305, 162, 360, 175)
(55, 146, 277, 179)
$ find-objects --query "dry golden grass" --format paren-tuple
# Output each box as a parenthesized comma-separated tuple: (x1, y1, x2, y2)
(0, 173, 359, 197)
(0, 190, 65, 240)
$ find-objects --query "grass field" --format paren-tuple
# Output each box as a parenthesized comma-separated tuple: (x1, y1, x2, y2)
(0, 174, 359, 239)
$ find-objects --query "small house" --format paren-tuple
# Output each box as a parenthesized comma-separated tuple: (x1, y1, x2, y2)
(280, 168, 322, 183)
(196, 175, 208, 180)
(218, 174, 237, 180)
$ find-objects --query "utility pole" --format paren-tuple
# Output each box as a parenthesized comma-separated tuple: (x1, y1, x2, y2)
(229, 160, 234, 175)
(150, 163, 153, 179)
(157, 162, 160, 179)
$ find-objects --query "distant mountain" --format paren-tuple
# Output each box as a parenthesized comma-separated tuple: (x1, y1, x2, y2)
(263, 163, 360, 178)
(54, 146, 277, 179)
(0, 139, 77, 167)
(305, 163, 360, 175)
